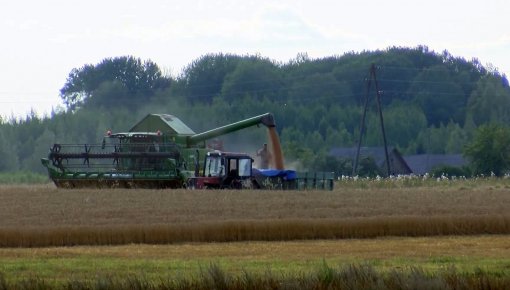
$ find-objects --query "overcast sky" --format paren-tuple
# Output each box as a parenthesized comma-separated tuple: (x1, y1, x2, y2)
(1, 0, 509, 118)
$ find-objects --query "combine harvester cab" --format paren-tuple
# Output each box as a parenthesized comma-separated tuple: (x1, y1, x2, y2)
(41, 112, 334, 190)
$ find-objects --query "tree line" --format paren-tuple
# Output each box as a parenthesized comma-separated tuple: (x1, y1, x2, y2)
(2, 47, 510, 176)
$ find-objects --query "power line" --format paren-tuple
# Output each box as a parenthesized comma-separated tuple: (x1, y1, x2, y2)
(0, 64, 501, 107)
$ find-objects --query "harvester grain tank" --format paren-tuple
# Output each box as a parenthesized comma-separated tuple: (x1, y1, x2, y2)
(41, 113, 333, 190)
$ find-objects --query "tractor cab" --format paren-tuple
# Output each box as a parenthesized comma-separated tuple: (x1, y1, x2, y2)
(189, 151, 258, 189)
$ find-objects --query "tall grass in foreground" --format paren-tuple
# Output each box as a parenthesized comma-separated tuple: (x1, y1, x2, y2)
(1, 215, 509, 247)
(1, 263, 509, 290)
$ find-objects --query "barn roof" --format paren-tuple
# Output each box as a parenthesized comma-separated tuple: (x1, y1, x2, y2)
(328, 147, 412, 175)
(403, 154, 467, 175)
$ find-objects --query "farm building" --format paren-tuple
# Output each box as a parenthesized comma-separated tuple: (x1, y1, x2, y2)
(329, 147, 469, 176)
(403, 154, 467, 175)
(328, 147, 412, 175)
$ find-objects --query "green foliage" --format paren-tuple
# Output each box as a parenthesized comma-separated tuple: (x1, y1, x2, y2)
(221, 57, 282, 103)
(463, 124, 510, 176)
(408, 65, 466, 125)
(179, 53, 244, 104)
(60, 56, 171, 110)
(357, 156, 384, 177)
(2, 264, 510, 290)
(0, 129, 19, 171)
(383, 105, 428, 149)
(466, 75, 510, 126)
(0, 171, 49, 184)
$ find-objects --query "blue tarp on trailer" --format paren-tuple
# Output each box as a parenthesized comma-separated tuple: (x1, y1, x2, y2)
(253, 169, 297, 180)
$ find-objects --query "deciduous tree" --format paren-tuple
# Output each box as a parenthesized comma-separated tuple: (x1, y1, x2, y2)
(60, 56, 171, 110)
(463, 124, 510, 176)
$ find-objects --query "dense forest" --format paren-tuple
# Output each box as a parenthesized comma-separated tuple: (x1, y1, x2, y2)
(2, 46, 510, 174)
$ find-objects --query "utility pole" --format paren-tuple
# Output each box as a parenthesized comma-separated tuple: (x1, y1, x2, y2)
(352, 64, 391, 176)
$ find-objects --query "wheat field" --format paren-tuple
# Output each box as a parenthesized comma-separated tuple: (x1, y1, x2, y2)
(0, 182, 508, 227)
(0, 180, 509, 247)
(1, 181, 510, 288)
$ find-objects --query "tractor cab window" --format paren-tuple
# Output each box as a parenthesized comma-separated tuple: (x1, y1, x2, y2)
(228, 159, 237, 171)
(238, 158, 252, 177)
(205, 156, 224, 177)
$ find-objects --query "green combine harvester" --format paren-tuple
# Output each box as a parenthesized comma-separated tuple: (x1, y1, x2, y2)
(41, 113, 334, 190)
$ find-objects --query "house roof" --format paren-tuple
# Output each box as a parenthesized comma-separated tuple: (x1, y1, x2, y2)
(129, 114, 196, 136)
(329, 147, 412, 175)
(403, 154, 467, 175)
(329, 147, 394, 165)
(328, 148, 468, 175)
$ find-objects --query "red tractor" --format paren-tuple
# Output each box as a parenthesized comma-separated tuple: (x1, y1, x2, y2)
(186, 150, 321, 190)
(188, 151, 259, 189)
